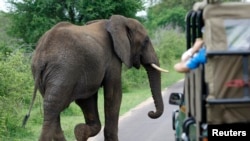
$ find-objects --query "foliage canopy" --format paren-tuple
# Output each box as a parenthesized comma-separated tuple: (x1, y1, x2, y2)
(6, 0, 144, 44)
(145, 0, 240, 32)
(145, 0, 200, 31)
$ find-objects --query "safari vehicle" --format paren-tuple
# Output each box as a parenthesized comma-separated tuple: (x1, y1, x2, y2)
(169, 0, 250, 140)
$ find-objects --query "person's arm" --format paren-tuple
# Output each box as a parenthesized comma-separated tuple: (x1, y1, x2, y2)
(181, 38, 204, 62)
(174, 38, 204, 73)
(174, 62, 190, 73)
(181, 48, 193, 62)
(192, 38, 204, 53)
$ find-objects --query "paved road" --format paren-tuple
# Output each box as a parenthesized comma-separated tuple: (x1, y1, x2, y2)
(89, 80, 184, 141)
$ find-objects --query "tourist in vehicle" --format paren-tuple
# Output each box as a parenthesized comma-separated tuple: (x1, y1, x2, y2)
(174, 38, 206, 73)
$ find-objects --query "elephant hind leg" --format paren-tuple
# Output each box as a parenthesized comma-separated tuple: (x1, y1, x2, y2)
(53, 116, 66, 141)
(40, 114, 66, 141)
(39, 115, 62, 141)
(39, 85, 72, 141)
(74, 94, 101, 141)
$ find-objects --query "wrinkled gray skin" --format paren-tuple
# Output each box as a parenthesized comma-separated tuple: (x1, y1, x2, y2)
(31, 15, 164, 141)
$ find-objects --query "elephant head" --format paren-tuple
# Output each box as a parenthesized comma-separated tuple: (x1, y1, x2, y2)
(106, 15, 168, 118)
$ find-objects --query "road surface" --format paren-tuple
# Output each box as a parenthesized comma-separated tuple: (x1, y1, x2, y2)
(88, 80, 184, 141)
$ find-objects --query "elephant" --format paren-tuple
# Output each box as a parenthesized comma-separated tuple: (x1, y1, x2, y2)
(24, 15, 169, 141)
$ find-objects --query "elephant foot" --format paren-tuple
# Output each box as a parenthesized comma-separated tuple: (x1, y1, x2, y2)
(53, 132, 66, 141)
(74, 123, 90, 141)
(74, 123, 101, 141)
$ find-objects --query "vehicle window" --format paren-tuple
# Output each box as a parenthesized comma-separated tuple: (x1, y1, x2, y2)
(224, 19, 250, 51)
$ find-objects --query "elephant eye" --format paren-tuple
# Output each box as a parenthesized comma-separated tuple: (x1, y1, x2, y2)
(142, 36, 149, 48)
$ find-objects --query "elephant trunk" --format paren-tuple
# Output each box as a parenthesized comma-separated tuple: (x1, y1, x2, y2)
(144, 64, 164, 119)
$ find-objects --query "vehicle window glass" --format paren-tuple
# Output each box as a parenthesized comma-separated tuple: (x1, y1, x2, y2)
(224, 19, 250, 51)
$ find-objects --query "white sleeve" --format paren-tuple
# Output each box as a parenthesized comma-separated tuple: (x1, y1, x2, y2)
(181, 48, 193, 61)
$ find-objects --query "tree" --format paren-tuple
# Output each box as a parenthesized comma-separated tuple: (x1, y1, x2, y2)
(145, 0, 240, 32)
(145, 0, 199, 32)
(146, 5, 186, 31)
(6, 0, 144, 45)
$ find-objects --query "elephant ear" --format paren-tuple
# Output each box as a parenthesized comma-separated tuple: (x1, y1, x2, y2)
(106, 15, 132, 68)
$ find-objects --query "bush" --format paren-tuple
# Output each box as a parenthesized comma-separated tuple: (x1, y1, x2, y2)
(152, 27, 186, 66)
(0, 46, 33, 139)
(122, 67, 148, 93)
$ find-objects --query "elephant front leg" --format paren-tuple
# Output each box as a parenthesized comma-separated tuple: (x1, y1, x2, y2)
(103, 75, 122, 141)
(74, 94, 102, 141)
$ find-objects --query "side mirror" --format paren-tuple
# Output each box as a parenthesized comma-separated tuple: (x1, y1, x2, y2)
(169, 92, 183, 105)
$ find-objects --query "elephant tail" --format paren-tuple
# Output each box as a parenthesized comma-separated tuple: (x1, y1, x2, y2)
(22, 79, 38, 128)
(22, 58, 47, 127)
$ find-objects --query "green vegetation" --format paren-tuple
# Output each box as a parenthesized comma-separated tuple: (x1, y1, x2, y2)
(145, 0, 239, 33)
(0, 26, 185, 140)
(6, 0, 143, 44)
(0, 0, 189, 140)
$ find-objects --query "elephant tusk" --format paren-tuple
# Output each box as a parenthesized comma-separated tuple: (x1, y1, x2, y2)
(151, 64, 169, 73)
